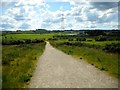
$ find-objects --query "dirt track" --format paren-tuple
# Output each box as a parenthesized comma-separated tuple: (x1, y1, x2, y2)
(29, 42, 118, 88)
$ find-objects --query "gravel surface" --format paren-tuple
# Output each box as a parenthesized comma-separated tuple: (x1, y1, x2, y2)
(29, 42, 118, 88)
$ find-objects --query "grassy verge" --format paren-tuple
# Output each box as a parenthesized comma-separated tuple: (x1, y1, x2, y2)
(50, 41, 119, 79)
(2, 42, 46, 88)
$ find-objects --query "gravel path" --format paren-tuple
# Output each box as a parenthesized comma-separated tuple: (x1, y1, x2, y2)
(29, 42, 118, 88)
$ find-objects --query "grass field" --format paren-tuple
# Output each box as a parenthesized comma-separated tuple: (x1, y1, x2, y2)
(2, 34, 55, 40)
(2, 42, 46, 88)
(50, 41, 119, 79)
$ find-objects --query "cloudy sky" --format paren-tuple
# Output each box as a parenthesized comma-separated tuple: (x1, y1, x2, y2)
(0, 0, 120, 31)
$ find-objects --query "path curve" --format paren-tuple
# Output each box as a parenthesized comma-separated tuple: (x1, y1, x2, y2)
(29, 42, 118, 88)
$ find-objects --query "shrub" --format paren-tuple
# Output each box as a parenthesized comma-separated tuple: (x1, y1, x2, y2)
(32, 39, 44, 43)
(2, 40, 10, 45)
(2, 39, 45, 45)
(95, 35, 107, 41)
(68, 38, 73, 41)
(48, 38, 52, 40)
(13, 40, 25, 45)
(76, 38, 86, 41)
(24, 39, 32, 44)
(48, 38, 58, 41)
(87, 40, 92, 41)
(103, 43, 120, 54)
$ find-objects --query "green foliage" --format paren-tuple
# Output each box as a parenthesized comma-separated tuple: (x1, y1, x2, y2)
(2, 42, 46, 88)
(68, 38, 74, 41)
(103, 43, 120, 54)
(87, 39, 92, 41)
(95, 35, 107, 41)
(85, 30, 105, 36)
(76, 38, 86, 41)
(2, 39, 44, 45)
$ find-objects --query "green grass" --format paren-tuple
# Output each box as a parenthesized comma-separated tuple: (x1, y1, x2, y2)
(2, 34, 55, 41)
(50, 41, 119, 79)
(2, 42, 46, 88)
(82, 41, 119, 47)
(53, 39, 119, 47)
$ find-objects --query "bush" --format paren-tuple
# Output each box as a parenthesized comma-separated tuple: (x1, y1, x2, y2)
(95, 35, 107, 41)
(76, 38, 86, 41)
(87, 40, 92, 41)
(2, 39, 45, 45)
(59, 42, 83, 47)
(24, 39, 32, 44)
(103, 43, 120, 54)
(2, 40, 11, 45)
(68, 38, 73, 41)
(48, 38, 58, 41)
(32, 39, 44, 43)
(13, 40, 25, 45)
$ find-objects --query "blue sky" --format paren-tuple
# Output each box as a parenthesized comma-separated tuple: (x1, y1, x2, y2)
(0, 0, 119, 31)
(47, 2, 73, 11)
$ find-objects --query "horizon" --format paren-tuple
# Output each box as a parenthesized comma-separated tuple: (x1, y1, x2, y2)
(1, 0, 120, 31)
(1, 28, 120, 31)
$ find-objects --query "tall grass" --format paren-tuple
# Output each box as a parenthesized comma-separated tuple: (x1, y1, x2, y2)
(2, 42, 46, 88)
(50, 41, 119, 79)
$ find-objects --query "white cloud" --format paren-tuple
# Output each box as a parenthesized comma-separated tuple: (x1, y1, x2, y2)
(15, 0, 45, 6)
(1, 0, 50, 30)
(0, 15, 20, 31)
(1, 0, 119, 30)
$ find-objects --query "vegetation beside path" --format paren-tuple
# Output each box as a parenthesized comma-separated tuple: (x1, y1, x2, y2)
(2, 42, 46, 88)
(1, 33, 54, 88)
(50, 40, 119, 79)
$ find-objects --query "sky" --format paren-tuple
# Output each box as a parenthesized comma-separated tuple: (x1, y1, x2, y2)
(0, 0, 120, 31)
